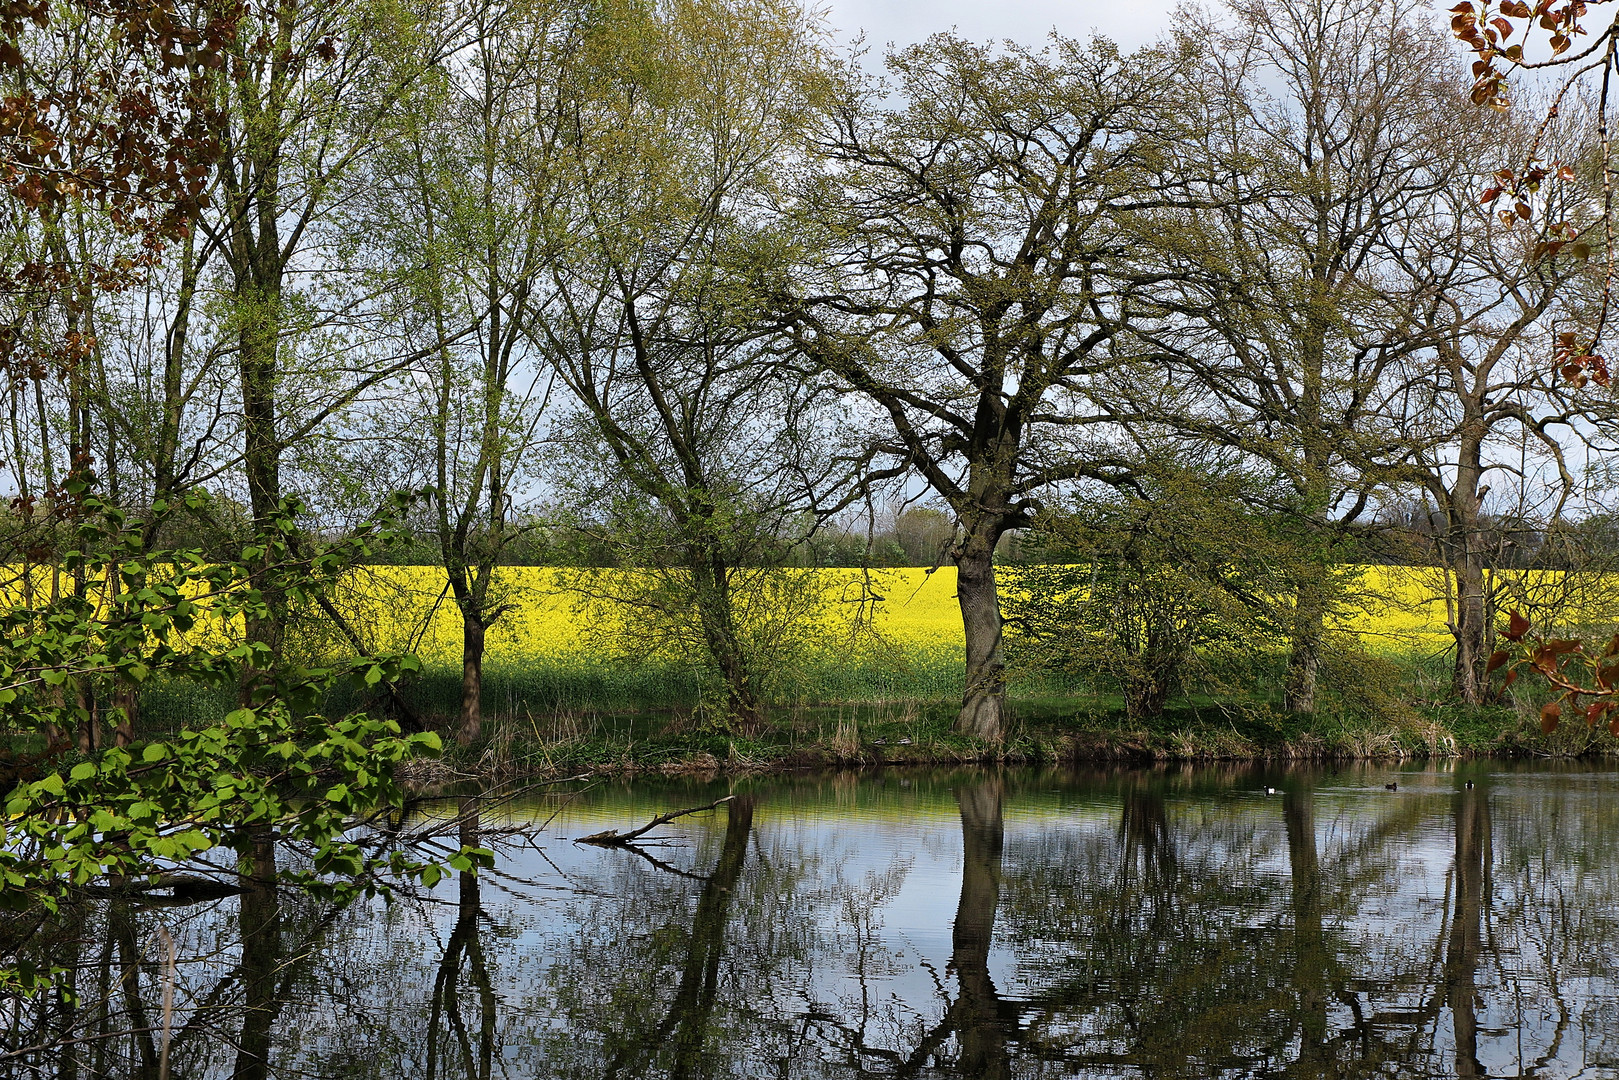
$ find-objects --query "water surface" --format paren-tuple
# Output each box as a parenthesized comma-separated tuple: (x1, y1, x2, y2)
(8, 762, 1619, 1078)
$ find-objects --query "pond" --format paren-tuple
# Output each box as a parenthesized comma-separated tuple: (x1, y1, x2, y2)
(7, 762, 1619, 1078)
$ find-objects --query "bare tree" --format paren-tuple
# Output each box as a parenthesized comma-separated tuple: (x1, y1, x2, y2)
(1384, 105, 1613, 702)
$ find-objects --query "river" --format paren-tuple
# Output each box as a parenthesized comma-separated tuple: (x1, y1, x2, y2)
(6, 761, 1618, 1078)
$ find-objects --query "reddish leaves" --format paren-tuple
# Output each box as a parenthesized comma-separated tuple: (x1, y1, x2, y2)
(1, 0, 241, 379)
(1553, 331, 1611, 388)
(1491, 608, 1619, 742)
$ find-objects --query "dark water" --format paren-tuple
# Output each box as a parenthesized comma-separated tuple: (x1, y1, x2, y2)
(7, 762, 1619, 1078)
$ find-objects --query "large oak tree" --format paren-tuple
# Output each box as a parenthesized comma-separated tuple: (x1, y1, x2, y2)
(777, 33, 1195, 740)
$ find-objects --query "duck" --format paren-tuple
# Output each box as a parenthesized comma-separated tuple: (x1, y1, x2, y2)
(1384, 781, 1398, 791)
(1464, 780, 1475, 789)
(1263, 786, 1278, 796)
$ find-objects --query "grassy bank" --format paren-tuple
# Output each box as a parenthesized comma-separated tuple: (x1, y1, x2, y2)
(124, 614, 1619, 784)
(385, 695, 1619, 787)
(124, 646, 1616, 787)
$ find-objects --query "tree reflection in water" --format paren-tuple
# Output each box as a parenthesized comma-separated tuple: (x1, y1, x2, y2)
(426, 798, 497, 1080)
(4, 764, 1619, 1078)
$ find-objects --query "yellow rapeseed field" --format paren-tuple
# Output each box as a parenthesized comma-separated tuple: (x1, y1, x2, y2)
(331, 566, 972, 665)
(11, 561, 1616, 667)
(328, 563, 1619, 666)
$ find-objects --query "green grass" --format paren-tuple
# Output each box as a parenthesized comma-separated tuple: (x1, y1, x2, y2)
(122, 642, 1618, 783)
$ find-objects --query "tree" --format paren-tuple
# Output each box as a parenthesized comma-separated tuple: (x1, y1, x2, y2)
(367, 0, 565, 745)
(777, 33, 1196, 741)
(1124, 0, 1478, 713)
(529, 0, 836, 728)
(1, 0, 243, 752)
(1451, 0, 1619, 371)
(173, 0, 471, 699)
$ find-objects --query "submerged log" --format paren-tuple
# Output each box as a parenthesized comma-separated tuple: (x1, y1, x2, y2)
(575, 795, 735, 846)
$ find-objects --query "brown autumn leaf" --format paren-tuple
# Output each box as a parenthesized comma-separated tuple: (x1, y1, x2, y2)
(1486, 649, 1511, 673)
(1505, 610, 1531, 641)
(1541, 701, 1561, 733)
(1586, 701, 1610, 726)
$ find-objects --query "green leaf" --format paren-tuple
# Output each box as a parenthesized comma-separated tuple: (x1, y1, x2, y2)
(420, 864, 442, 889)
(69, 762, 97, 782)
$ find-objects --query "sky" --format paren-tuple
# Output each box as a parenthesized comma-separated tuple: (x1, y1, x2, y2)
(820, 0, 1180, 54)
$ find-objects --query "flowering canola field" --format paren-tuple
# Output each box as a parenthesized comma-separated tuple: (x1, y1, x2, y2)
(330, 564, 1610, 666)
(11, 562, 1606, 668)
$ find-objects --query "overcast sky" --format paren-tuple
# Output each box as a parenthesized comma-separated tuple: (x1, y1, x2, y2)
(820, 0, 1180, 54)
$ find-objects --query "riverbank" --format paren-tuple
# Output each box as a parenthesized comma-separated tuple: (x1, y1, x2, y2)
(397, 693, 1619, 787)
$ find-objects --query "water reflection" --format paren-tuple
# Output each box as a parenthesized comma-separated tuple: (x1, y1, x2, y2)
(5, 763, 1619, 1078)
(427, 799, 496, 1080)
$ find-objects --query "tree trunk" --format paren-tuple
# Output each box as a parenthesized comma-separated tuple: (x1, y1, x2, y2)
(955, 524, 1007, 742)
(1449, 431, 1489, 705)
(76, 678, 102, 755)
(1284, 788, 1328, 1059)
(110, 901, 160, 1080)
(111, 684, 137, 748)
(427, 799, 494, 1080)
(238, 281, 285, 706)
(1285, 577, 1325, 714)
(691, 561, 762, 731)
(666, 795, 754, 1080)
(458, 608, 485, 747)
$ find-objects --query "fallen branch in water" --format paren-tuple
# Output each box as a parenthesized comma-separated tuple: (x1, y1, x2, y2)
(574, 795, 735, 846)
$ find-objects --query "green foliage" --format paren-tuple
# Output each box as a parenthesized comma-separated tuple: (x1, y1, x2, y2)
(1007, 465, 1295, 719)
(0, 488, 489, 997)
